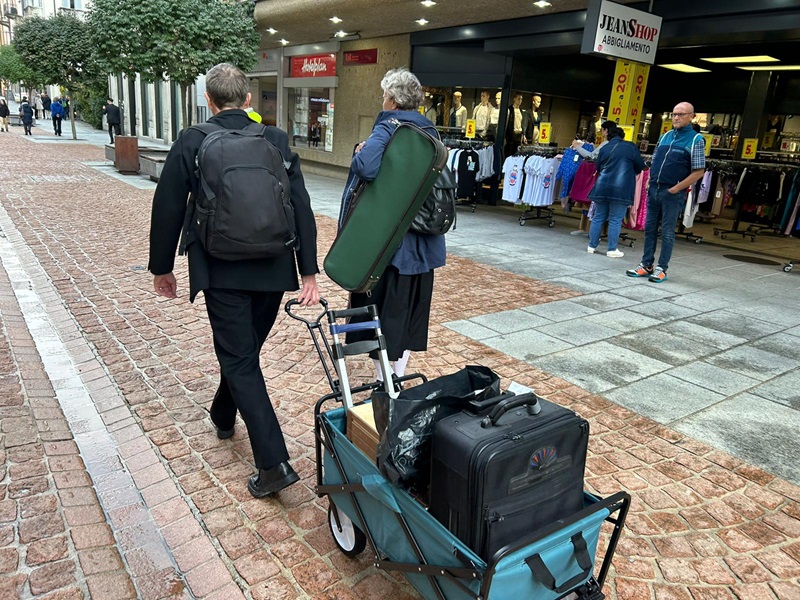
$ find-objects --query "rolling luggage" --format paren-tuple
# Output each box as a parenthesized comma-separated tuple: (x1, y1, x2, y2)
(324, 121, 448, 293)
(429, 393, 589, 560)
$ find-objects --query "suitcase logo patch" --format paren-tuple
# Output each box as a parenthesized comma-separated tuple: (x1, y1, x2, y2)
(530, 446, 558, 470)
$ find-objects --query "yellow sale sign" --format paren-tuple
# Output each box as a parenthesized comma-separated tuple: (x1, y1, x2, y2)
(742, 138, 758, 160)
(619, 125, 634, 142)
(661, 122, 671, 135)
(701, 134, 712, 157)
(465, 119, 477, 139)
(539, 122, 552, 144)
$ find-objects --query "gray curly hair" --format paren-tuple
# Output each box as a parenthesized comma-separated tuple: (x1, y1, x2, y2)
(381, 68, 424, 110)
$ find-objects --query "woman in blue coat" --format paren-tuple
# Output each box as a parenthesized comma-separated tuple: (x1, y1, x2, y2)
(338, 68, 445, 382)
(587, 122, 645, 257)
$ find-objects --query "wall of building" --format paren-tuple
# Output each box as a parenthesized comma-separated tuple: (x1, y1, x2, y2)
(293, 33, 411, 178)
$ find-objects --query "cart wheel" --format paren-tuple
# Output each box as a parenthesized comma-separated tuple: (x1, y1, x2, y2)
(519, 217, 526, 226)
(694, 238, 702, 245)
(328, 503, 366, 557)
(629, 241, 635, 248)
(721, 234, 727, 240)
(548, 220, 556, 228)
(471, 205, 476, 213)
(713, 229, 720, 236)
(784, 264, 793, 273)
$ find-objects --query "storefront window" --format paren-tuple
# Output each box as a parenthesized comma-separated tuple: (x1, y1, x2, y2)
(288, 87, 333, 151)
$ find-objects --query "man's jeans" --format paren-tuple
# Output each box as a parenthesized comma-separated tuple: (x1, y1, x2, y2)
(642, 185, 686, 271)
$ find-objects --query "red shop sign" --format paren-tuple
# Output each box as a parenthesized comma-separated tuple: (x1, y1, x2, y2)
(344, 49, 378, 66)
(290, 54, 337, 78)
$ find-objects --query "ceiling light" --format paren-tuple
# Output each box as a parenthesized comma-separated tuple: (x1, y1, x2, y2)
(265, 28, 277, 35)
(701, 55, 779, 63)
(330, 16, 342, 23)
(534, 1, 552, 7)
(738, 65, 800, 71)
(334, 30, 348, 38)
(416, 18, 429, 25)
(658, 63, 711, 73)
(279, 39, 290, 46)
(421, 0, 437, 6)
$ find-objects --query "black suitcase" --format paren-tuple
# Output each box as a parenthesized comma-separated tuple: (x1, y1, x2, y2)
(429, 393, 589, 560)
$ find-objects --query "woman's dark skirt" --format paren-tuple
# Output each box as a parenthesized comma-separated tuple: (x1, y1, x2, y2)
(346, 266, 434, 361)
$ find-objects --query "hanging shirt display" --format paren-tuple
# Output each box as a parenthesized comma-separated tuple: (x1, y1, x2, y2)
(456, 150, 480, 199)
(502, 155, 527, 202)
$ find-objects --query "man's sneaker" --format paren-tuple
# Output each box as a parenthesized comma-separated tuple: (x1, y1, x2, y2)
(626, 263, 653, 277)
(587, 245, 596, 254)
(606, 249, 625, 258)
(649, 267, 668, 283)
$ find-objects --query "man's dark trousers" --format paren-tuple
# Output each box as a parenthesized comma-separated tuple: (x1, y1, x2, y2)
(53, 116, 62, 136)
(205, 288, 289, 470)
(108, 122, 121, 143)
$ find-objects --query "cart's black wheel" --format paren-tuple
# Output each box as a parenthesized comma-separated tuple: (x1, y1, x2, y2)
(328, 503, 366, 557)
(721, 234, 727, 240)
(629, 241, 635, 248)
(694, 238, 702, 244)
(519, 217, 526, 226)
(784, 264, 793, 273)
(548, 220, 556, 228)
(471, 205, 476, 213)
(713, 229, 720, 236)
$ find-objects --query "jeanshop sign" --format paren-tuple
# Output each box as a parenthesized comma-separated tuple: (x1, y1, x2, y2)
(290, 54, 337, 78)
(581, 0, 662, 65)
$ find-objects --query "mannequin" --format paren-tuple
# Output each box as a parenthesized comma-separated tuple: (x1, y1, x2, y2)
(504, 92, 526, 157)
(449, 91, 468, 130)
(587, 106, 605, 145)
(424, 96, 437, 124)
(472, 91, 492, 137)
(523, 93, 543, 144)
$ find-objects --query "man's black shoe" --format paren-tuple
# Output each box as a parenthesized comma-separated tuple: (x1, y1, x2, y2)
(216, 426, 235, 440)
(247, 461, 299, 498)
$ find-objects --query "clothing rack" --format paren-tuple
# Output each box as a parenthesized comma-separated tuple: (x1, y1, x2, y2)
(445, 140, 494, 213)
(513, 147, 561, 227)
(708, 159, 799, 242)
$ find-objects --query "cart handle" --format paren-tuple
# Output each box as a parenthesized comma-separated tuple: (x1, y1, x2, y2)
(285, 298, 328, 326)
(524, 532, 592, 594)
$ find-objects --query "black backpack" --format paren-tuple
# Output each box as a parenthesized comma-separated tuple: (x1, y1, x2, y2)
(180, 122, 297, 261)
(410, 165, 457, 235)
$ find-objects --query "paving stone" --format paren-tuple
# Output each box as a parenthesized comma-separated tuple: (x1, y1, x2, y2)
(479, 329, 574, 361)
(667, 363, 759, 397)
(748, 369, 800, 409)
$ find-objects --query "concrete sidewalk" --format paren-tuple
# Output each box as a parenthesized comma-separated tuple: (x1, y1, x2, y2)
(0, 126, 798, 599)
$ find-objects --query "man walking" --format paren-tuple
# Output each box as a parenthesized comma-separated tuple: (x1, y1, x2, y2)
(626, 102, 705, 282)
(41, 92, 51, 119)
(19, 96, 34, 135)
(102, 98, 121, 143)
(50, 97, 64, 136)
(148, 63, 320, 499)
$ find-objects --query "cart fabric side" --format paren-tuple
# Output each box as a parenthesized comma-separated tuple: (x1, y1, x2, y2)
(319, 405, 619, 600)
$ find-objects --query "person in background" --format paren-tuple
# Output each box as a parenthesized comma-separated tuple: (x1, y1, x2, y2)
(50, 97, 64, 136)
(41, 92, 51, 119)
(587, 106, 605, 145)
(0, 99, 10, 132)
(102, 98, 122, 144)
(586, 122, 645, 258)
(627, 102, 706, 282)
(19, 96, 34, 135)
(34, 94, 44, 120)
(338, 68, 445, 384)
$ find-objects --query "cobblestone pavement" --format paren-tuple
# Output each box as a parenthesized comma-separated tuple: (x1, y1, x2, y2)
(0, 126, 799, 599)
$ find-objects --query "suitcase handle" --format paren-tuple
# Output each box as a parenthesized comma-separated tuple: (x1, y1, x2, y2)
(524, 532, 593, 593)
(480, 393, 541, 428)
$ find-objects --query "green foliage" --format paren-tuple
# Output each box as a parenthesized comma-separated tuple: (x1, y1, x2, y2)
(0, 45, 44, 90)
(90, 0, 260, 127)
(73, 71, 109, 129)
(13, 15, 94, 89)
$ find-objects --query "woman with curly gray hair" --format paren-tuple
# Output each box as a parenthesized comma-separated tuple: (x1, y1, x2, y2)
(338, 68, 446, 384)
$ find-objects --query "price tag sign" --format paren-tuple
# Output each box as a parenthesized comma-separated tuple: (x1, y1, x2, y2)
(763, 131, 775, 147)
(712, 135, 721, 147)
(465, 119, 477, 139)
(701, 134, 712, 157)
(539, 122, 552, 144)
(661, 122, 671, 135)
(742, 138, 758, 160)
(619, 125, 634, 141)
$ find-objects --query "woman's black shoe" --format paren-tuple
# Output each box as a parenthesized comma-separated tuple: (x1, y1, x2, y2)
(247, 462, 299, 498)
(216, 426, 235, 440)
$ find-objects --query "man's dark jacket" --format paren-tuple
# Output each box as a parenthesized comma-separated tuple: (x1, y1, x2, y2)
(148, 109, 319, 302)
(103, 103, 121, 124)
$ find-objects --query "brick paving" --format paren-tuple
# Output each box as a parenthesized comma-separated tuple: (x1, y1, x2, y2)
(0, 128, 798, 599)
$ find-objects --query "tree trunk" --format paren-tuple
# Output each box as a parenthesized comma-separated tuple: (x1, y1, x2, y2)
(67, 87, 77, 140)
(180, 83, 189, 129)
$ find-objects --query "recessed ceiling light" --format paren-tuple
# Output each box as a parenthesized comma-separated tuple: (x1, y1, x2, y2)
(658, 63, 711, 73)
(330, 16, 342, 24)
(334, 30, 348, 38)
(738, 65, 800, 71)
(279, 39, 290, 46)
(533, 0, 551, 7)
(701, 55, 779, 63)
(416, 18, 429, 25)
(421, 0, 437, 6)
(266, 28, 277, 35)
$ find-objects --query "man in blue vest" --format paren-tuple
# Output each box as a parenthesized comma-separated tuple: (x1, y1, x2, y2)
(626, 102, 705, 282)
